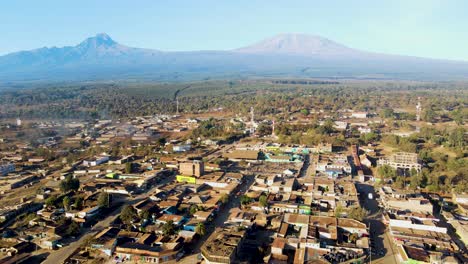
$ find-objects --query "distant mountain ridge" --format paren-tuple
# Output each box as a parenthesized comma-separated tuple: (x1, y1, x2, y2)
(235, 33, 361, 56)
(1, 33, 468, 82)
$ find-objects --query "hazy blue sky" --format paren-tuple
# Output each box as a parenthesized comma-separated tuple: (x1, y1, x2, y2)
(1, 0, 466, 60)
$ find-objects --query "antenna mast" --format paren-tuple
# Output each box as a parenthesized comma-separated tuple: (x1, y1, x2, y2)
(416, 97, 422, 121)
(176, 98, 179, 115)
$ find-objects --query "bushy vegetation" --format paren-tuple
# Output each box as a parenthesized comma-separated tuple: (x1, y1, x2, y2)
(1, 80, 466, 121)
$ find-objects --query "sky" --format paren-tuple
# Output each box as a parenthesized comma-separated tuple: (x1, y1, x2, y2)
(1, 0, 467, 60)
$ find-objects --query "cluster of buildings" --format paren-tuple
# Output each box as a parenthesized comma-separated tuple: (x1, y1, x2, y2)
(198, 144, 370, 264)
(0, 111, 465, 264)
(379, 187, 462, 263)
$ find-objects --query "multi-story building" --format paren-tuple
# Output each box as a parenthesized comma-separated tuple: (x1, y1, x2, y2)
(179, 160, 204, 177)
(201, 227, 246, 264)
(378, 152, 422, 172)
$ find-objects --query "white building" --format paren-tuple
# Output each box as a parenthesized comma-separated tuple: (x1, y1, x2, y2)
(333, 121, 348, 130)
(173, 144, 191, 152)
(351, 112, 368, 119)
(83, 155, 110, 167)
(358, 127, 371, 134)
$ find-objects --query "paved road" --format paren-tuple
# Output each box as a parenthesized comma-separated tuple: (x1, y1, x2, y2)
(43, 173, 175, 264)
(356, 183, 399, 264)
(298, 154, 310, 178)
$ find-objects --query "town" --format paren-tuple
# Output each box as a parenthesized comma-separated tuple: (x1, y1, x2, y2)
(0, 91, 466, 264)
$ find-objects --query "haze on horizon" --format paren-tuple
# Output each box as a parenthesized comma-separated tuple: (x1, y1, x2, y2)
(2, 0, 468, 61)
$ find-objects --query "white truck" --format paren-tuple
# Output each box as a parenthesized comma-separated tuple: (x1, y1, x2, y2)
(368, 193, 373, 200)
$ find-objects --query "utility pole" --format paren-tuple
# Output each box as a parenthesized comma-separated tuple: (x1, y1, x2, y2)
(250, 107, 254, 124)
(416, 96, 422, 121)
(272, 120, 275, 136)
(176, 98, 179, 115)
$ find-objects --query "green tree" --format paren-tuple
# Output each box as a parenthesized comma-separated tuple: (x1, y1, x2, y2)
(45, 195, 57, 208)
(319, 119, 335, 135)
(377, 165, 397, 180)
(380, 108, 394, 118)
(125, 162, 132, 174)
(73, 196, 83, 210)
(334, 205, 344, 218)
(189, 205, 198, 216)
(220, 194, 229, 204)
(447, 127, 465, 148)
(121, 205, 138, 226)
(97, 192, 110, 208)
(393, 176, 405, 189)
(259, 194, 268, 208)
(423, 108, 436, 122)
(139, 210, 150, 220)
(63, 196, 71, 210)
(240, 195, 252, 206)
(66, 221, 81, 237)
(162, 220, 176, 236)
(348, 207, 369, 221)
(256, 123, 272, 136)
(195, 223, 206, 236)
(360, 132, 379, 144)
(157, 137, 167, 146)
(300, 109, 310, 116)
(59, 175, 80, 193)
(410, 174, 421, 190)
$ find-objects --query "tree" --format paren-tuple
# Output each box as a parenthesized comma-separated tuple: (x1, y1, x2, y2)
(377, 165, 396, 180)
(59, 175, 80, 193)
(139, 210, 150, 220)
(447, 127, 465, 148)
(300, 109, 310, 116)
(63, 196, 71, 210)
(380, 108, 394, 118)
(334, 205, 344, 218)
(121, 205, 138, 226)
(393, 176, 405, 189)
(73, 196, 83, 210)
(195, 223, 206, 236)
(259, 194, 268, 208)
(125, 162, 132, 174)
(319, 119, 335, 135)
(189, 205, 198, 216)
(348, 207, 368, 221)
(451, 109, 465, 125)
(97, 192, 110, 208)
(45, 195, 57, 208)
(360, 132, 379, 144)
(410, 174, 421, 190)
(256, 123, 272, 136)
(220, 194, 229, 204)
(66, 221, 81, 237)
(162, 220, 176, 236)
(240, 195, 252, 206)
(157, 137, 167, 146)
(423, 108, 436, 122)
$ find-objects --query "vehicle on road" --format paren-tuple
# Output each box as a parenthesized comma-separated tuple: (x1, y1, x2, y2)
(368, 193, 373, 200)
